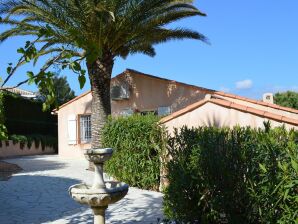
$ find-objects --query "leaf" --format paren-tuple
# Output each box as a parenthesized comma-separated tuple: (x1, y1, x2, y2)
(259, 163, 267, 173)
(72, 61, 81, 71)
(25, 41, 31, 48)
(78, 74, 86, 89)
(6, 66, 12, 74)
(291, 159, 298, 173)
(17, 47, 25, 54)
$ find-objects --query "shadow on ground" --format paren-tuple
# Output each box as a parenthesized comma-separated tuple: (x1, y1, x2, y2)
(0, 175, 81, 224)
(4, 156, 66, 173)
(64, 191, 163, 223)
(0, 174, 163, 224)
(0, 161, 22, 181)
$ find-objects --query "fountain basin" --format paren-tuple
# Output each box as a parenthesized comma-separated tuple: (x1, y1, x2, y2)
(69, 181, 129, 207)
(84, 148, 113, 164)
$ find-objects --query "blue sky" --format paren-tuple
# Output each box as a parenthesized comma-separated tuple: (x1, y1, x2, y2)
(0, 0, 297, 99)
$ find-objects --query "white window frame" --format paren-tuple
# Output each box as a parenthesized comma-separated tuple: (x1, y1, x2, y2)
(79, 114, 91, 144)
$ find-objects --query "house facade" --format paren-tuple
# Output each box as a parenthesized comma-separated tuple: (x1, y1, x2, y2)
(55, 69, 298, 158)
(55, 69, 213, 157)
(161, 92, 298, 134)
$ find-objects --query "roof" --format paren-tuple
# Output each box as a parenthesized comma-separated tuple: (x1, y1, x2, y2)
(160, 95, 298, 126)
(1, 87, 37, 97)
(53, 69, 215, 113)
(214, 91, 298, 115)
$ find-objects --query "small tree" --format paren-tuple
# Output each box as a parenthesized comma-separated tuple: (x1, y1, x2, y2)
(274, 91, 298, 109)
(0, 0, 208, 150)
(38, 74, 75, 106)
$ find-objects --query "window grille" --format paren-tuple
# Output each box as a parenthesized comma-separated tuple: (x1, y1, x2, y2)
(80, 115, 91, 143)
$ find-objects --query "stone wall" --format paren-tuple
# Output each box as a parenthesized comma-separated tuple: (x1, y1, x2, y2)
(0, 140, 55, 158)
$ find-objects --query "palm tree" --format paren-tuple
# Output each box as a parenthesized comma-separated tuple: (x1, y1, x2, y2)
(0, 0, 207, 150)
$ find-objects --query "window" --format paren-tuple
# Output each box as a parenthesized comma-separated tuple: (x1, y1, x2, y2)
(158, 106, 171, 116)
(140, 110, 157, 116)
(80, 115, 91, 143)
(120, 108, 134, 116)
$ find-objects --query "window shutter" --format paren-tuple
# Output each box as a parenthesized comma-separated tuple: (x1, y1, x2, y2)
(68, 114, 77, 145)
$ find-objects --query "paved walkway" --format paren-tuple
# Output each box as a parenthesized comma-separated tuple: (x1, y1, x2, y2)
(0, 155, 163, 224)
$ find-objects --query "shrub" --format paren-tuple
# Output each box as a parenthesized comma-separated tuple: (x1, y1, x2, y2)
(8, 134, 58, 152)
(1, 92, 57, 136)
(0, 91, 7, 140)
(102, 114, 166, 190)
(163, 126, 298, 224)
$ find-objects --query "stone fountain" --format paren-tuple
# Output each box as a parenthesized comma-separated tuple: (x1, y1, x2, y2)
(69, 148, 129, 224)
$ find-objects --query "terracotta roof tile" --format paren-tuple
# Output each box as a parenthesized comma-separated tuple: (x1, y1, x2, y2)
(246, 107, 266, 117)
(160, 98, 298, 126)
(264, 112, 283, 121)
(230, 103, 248, 112)
(215, 91, 298, 114)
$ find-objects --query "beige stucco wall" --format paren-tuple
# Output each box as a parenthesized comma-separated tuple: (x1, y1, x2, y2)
(218, 95, 298, 120)
(0, 140, 55, 158)
(163, 102, 298, 135)
(57, 72, 210, 158)
(57, 93, 92, 158)
(111, 72, 209, 115)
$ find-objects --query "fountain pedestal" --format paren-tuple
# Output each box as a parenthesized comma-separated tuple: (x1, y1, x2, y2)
(69, 148, 129, 224)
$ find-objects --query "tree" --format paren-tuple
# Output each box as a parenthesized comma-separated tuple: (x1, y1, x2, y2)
(39, 74, 75, 106)
(274, 91, 298, 109)
(0, 0, 207, 150)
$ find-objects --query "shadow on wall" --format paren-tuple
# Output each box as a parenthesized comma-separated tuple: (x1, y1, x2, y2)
(203, 112, 230, 128)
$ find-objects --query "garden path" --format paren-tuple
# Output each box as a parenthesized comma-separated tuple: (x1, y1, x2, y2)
(0, 155, 163, 224)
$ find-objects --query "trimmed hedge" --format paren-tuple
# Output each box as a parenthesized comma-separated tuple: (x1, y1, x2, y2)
(0, 91, 7, 140)
(6, 134, 58, 152)
(163, 126, 298, 224)
(102, 114, 165, 190)
(2, 92, 57, 136)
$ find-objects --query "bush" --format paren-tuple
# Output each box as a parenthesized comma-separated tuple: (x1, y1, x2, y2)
(102, 114, 166, 190)
(1, 92, 57, 136)
(8, 134, 58, 152)
(163, 126, 298, 224)
(0, 91, 7, 140)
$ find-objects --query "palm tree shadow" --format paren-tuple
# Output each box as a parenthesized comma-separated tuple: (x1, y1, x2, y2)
(4, 155, 66, 173)
(0, 175, 85, 224)
(64, 189, 163, 224)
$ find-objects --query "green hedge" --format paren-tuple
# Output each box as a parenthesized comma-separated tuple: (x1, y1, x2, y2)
(0, 91, 7, 140)
(163, 126, 298, 224)
(102, 114, 165, 190)
(4, 134, 58, 152)
(2, 92, 57, 136)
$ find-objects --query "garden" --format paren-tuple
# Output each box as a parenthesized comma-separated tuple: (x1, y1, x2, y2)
(0, 91, 58, 155)
(102, 114, 298, 224)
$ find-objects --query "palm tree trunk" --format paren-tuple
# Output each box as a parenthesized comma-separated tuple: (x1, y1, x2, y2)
(87, 53, 114, 149)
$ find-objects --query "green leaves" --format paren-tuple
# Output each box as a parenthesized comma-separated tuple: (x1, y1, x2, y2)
(102, 114, 165, 190)
(78, 74, 86, 89)
(164, 126, 298, 224)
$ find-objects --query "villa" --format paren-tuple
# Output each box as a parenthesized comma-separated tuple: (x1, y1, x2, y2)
(54, 69, 298, 158)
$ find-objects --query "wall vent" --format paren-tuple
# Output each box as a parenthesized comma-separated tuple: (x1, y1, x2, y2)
(111, 85, 130, 100)
(263, 93, 274, 104)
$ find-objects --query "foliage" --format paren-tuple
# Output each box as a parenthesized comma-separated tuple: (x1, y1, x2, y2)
(0, 90, 7, 140)
(0, 0, 207, 109)
(38, 73, 75, 106)
(1, 92, 57, 136)
(7, 134, 58, 152)
(274, 91, 298, 109)
(102, 114, 166, 190)
(163, 126, 298, 224)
